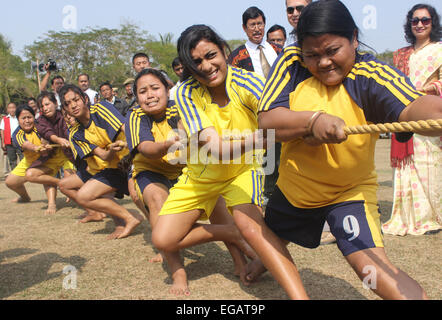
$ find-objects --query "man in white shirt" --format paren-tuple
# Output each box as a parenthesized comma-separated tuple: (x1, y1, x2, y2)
(0, 102, 23, 172)
(78, 73, 98, 105)
(228, 6, 282, 79)
(169, 57, 184, 100)
(285, 0, 312, 47)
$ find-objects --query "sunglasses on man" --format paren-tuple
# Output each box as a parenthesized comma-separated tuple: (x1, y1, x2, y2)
(411, 17, 432, 26)
(287, 5, 305, 15)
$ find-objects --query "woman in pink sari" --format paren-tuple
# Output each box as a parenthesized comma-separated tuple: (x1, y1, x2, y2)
(383, 4, 442, 236)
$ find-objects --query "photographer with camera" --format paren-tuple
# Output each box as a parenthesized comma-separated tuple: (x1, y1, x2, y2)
(38, 60, 64, 108)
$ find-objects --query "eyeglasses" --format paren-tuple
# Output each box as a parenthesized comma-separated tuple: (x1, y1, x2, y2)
(247, 22, 265, 30)
(411, 17, 432, 26)
(287, 5, 305, 14)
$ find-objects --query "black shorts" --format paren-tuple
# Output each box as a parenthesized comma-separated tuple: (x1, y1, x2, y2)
(265, 186, 384, 256)
(92, 169, 129, 199)
(134, 170, 177, 195)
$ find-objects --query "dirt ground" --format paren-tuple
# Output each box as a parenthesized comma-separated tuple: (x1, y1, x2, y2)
(0, 139, 440, 300)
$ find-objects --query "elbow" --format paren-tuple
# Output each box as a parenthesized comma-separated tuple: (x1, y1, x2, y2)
(258, 112, 270, 130)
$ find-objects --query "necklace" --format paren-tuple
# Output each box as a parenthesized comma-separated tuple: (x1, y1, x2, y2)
(414, 40, 432, 52)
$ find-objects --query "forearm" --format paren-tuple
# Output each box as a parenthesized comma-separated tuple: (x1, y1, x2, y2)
(258, 108, 316, 142)
(138, 141, 170, 159)
(39, 72, 50, 92)
(93, 147, 115, 161)
(21, 141, 40, 153)
(399, 95, 442, 136)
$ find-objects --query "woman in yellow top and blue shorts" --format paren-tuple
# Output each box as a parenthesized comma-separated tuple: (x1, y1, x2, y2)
(256, 0, 442, 299)
(6, 105, 66, 214)
(127, 67, 255, 295)
(59, 84, 142, 240)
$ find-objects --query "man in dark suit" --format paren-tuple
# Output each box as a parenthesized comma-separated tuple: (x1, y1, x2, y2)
(228, 6, 282, 79)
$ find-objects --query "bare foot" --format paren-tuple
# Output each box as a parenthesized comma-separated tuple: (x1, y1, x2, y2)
(169, 269, 190, 296)
(12, 196, 31, 203)
(80, 212, 105, 223)
(232, 230, 258, 261)
(240, 258, 267, 286)
(233, 254, 248, 278)
(149, 253, 164, 263)
(107, 226, 125, 240)
(116, 211, 143, 239)
(116, 216, 142, 239)
(76, 212, 88, 220)
(45, 203, 57, 215)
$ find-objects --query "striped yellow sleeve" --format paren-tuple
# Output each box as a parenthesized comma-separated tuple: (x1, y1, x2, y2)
(259, 46, 305, 112)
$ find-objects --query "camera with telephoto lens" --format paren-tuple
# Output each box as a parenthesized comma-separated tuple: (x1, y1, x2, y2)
(38, 59, 58, 72)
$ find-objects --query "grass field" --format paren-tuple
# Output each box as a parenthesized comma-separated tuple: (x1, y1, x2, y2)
(0, 139, 440, 300)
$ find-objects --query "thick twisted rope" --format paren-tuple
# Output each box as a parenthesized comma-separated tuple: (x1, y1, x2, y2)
(343, 119, 442, 135)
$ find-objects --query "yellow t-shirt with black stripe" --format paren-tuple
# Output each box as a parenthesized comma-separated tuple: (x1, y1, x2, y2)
(12, 127, 42, 164)
(259, 45, 425, 208)
(175, 65, 265, 182)
(126, 101, 185, 180)
(69, 101, 129, 175)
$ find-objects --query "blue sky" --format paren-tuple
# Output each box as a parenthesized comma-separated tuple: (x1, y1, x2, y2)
(2, 0, 441, 58)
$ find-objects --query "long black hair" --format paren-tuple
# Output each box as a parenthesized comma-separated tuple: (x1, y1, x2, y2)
(59, 84, 90, 110)
(177, 24, 231, 81)
(404, 4, 442, 45)
(297, 0, 360, 47)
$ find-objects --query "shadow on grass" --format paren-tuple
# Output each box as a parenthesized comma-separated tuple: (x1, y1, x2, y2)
(91, 219, 147, 238)
(379, 180, 393, 188)
(378, 200, 393, 223)
(0, 248, 86, 299)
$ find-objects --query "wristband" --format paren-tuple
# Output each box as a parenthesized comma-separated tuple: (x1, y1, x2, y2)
(306, 110, 325, 135)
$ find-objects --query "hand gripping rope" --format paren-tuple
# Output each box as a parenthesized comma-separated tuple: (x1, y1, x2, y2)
(343, 119, 442, 135)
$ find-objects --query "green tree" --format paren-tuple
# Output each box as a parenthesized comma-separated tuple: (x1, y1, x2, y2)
(376, 50, 394, 66)
(145, 33, 178, 82)
(24, 23, 153, 91)
(0, 34, 36, 112)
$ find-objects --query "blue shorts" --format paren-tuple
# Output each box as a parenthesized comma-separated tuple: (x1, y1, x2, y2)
(134, 170, 177, 195)
(265, 186, 384, 256)
(76, 167, 92, 183)
(92, 169, 129, 199)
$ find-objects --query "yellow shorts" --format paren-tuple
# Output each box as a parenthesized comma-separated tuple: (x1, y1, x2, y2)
(159, 168, 264, 220)
(11, 151, 73, 177)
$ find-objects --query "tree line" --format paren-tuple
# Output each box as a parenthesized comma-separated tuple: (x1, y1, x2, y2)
(0, 23, 395, 113)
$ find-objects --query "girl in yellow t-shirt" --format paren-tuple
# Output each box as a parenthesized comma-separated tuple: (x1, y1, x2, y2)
(257, 0, 442, 299)
(58, 84, 142, 240)
(6, 105, 62, 214)
(127, 67, 257, 296)
(152, 24, 289, 295)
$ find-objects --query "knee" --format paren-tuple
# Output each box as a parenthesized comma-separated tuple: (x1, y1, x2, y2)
(25, 169, 38, 182)
(234, 215, 263, 242)
(5, 175, 18, 189)
(58, 179, 69, 195)
(152, 229, 178, 252)
(76, 188, 92, 207)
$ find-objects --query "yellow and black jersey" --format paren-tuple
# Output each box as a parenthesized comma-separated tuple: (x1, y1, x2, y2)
(258, 45, 425, 208)
(174, 65, 265, 182)
(12, 127, 43, 163)
(126, 101, 185, 180)
(69, 101, 129, 175)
